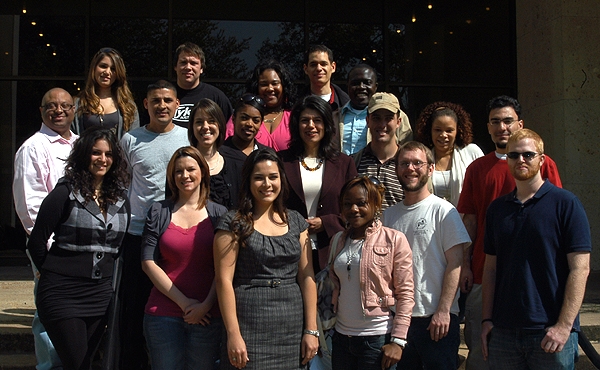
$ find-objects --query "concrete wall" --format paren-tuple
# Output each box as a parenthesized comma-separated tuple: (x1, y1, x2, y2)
(517, 0, 600, 269)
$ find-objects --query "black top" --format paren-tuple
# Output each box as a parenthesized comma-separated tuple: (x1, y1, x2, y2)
(217, 137, 269, 210)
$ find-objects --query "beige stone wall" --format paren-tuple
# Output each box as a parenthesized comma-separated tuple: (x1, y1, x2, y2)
(517, 0, 600, 269)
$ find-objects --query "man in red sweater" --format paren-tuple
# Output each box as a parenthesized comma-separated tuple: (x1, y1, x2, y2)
(456, 96, 562, 370)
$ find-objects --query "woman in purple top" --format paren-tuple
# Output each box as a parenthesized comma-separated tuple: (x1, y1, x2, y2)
(142, 146, 227, 370)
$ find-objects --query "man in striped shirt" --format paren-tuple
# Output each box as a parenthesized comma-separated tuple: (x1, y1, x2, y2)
(352, 92, 408, 209)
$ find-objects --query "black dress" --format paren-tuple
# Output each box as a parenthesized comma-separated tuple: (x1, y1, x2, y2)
(217, 210, 309, 370)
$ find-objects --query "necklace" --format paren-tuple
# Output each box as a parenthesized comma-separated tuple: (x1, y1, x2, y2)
(207, 153, 222, 172)
(440, 170, 450, 200)
(346, 237, 365, 280)
(300, 156, 324, 172)
(264, 110, 283, 124)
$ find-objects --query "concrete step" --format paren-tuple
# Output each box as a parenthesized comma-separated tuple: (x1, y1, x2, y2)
(0, 354, 36, 370)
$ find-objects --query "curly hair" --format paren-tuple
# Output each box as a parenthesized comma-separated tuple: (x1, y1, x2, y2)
(288, 95, 339, 160)
(77, 48, 138, 132)
(231, 148, 289, 248)
(415, 101, 474, 149)
(64, 127, 129, 211)
(166, 146, 210, 209)
(246, 59, 297, 111)
(187, 99, 226, 149)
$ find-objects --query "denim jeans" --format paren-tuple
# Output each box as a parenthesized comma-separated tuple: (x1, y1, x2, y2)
(331, 330, 395, 370)
(27, 249, 63, 370)
(397, 314, 460, 370)
(143, 314, 222, 370)
(488, 327, 578, 370)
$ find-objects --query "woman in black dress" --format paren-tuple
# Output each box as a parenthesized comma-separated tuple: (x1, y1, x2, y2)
(214, 148, 319, 369)
(27, 127, 130, 370)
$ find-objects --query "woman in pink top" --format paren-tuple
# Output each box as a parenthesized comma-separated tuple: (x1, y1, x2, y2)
(141, 146, 227, 370)
(226, 60, 297, 151)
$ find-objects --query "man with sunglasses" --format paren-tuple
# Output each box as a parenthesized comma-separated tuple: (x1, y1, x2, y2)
(13, 87, 79, 370)
(457, 96, 562, 370)
(481, 129, 590, 369)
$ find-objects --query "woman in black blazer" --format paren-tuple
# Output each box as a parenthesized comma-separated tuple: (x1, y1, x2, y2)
(278, 96, 357, 271)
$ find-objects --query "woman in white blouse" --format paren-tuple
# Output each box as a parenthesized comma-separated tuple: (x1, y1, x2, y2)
(415, 101, 484, 206)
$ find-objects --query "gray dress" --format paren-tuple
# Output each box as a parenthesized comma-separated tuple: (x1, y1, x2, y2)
(217, 210, 309, 370)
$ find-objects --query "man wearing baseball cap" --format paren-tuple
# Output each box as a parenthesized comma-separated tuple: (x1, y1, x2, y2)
(351, 92, 413, 209)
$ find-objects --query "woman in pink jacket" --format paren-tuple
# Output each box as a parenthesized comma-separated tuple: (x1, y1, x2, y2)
(329, 176, 414, 370)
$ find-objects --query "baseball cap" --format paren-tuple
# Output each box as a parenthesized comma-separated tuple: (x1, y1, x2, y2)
(367, 92, 400, 114)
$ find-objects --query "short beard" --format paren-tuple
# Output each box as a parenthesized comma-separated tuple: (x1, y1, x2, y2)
(496, 142, 507, 149)
(400, 175, 429, 193)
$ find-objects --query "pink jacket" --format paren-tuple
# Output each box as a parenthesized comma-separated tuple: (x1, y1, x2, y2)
(329, 220, 414, 339)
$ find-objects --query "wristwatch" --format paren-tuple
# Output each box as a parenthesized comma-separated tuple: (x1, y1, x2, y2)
(304, 329, 320, 337)
(390, 337, 407, 349)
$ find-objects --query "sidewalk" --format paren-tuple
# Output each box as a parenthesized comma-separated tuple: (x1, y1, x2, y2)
(1, 249, 599, 369)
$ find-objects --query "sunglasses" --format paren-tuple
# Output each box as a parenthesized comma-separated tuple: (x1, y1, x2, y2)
(356, 175, 382, 186)
(241, 94, 266, 108)
(506, 151, 539, 161)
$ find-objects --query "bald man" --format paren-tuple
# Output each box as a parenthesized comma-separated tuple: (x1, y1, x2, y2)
(13, 87, 78, 370)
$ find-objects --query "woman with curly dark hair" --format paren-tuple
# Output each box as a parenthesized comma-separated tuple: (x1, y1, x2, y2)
(27, 127, 130, 370)
(214, 148, 319, 369)
(415, 101, 483, 206)
(72, 47, 139, 138)
(226, 59, 297, 150)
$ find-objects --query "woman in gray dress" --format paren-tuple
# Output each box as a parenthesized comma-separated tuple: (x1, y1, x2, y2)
(214, 148, 319, 369)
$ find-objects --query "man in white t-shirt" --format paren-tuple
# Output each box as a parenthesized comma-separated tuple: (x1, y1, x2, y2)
(383, 141, 470, 369)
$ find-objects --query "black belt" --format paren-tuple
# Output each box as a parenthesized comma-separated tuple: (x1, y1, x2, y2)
(235, 278, 296, 288)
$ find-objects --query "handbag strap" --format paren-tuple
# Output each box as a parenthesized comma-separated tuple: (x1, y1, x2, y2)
(327, 231, 343, 266)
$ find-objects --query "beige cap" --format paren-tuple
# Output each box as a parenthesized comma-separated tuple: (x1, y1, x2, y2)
(367, 92, 400, 114)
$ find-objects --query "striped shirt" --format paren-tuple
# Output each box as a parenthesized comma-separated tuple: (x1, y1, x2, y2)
(353, 145, 403, 210)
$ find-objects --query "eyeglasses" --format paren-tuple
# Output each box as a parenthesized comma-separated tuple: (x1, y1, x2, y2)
(397, 160, 429, 170)
(41, 102, 75, 112)
(241, 94, 266, 108)
(489, 118, 517, 126)
(506, 151, 540, 161)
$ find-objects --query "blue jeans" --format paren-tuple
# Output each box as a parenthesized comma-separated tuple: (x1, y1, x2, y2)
(331, 331, 396, 370)
(143, 314, 222, 370)
(397, 314, 460, 370)
(488, 327, 578, 370)
(27, 249, 63, 370)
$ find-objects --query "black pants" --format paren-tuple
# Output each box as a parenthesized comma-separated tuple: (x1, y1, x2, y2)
(118, 233, 153, 370)
(43, 316, 105, 370)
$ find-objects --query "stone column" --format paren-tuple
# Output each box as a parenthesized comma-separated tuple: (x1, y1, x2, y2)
(517, 0, 600, 268)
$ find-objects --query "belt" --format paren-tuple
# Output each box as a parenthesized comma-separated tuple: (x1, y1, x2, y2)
(235, 278, 296, 288)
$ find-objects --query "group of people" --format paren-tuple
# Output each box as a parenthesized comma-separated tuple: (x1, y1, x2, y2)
(12, 40, 591, 370)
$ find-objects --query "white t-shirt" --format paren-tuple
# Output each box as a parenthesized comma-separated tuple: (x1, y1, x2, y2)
(333, 237, 392, 335)
(382, 194, 470, 317)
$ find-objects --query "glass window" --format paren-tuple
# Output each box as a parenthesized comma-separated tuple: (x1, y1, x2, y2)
(19, 16, 85, 76)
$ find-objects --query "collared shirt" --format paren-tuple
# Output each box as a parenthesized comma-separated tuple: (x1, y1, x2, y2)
(355, 145, 403, 209)
(341, 103, 368, 155)
(13, 123, 78, 234)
